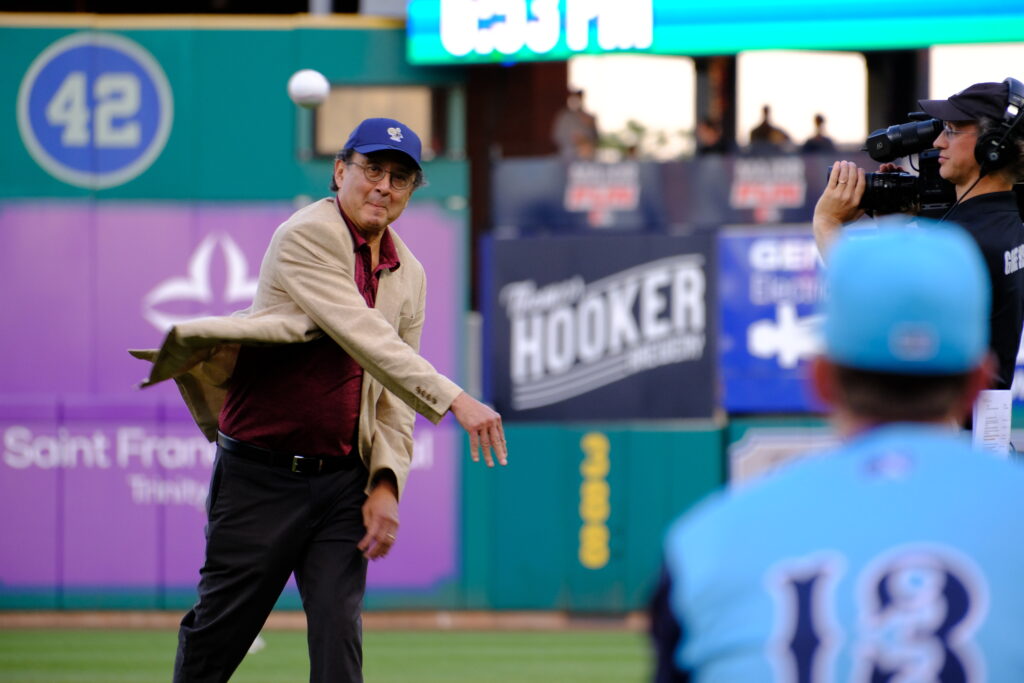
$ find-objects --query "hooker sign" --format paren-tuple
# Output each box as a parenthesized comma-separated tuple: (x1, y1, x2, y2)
(485, 234, 715, 420)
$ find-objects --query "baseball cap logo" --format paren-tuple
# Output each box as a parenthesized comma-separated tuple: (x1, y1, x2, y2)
(888, 322, 939, 361)
(343, 119, 422, 167)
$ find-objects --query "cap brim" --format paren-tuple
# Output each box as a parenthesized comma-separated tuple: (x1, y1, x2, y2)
(352, 143, 421, 168)
(917, 98, 974, 122)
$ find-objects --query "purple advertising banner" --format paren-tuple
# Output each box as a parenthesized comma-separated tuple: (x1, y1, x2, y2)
(0, 200, 463, 602)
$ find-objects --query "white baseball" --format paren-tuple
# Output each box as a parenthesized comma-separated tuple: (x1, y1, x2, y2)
(287, 69, 330, 108)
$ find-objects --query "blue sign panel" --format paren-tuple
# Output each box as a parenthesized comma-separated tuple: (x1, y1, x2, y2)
(483, 233, 715, 421)
(17, 32, 173, 189)
(718, 227, 825, 413)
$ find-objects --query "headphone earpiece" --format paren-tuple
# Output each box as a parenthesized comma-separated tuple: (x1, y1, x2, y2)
(975, 130, 1014, 168)
(974, 76, 1024, 171)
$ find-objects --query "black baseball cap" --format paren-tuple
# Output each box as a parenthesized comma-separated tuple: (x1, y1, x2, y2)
(918, 81, 1009, 122)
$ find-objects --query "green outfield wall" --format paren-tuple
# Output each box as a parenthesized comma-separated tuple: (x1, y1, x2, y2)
(1, 17, 732, 614)
(0, 15, 466, 201)
(0, 17, 481, 611)
(460, 423, 724, 611)
(2, 16, 850, 615)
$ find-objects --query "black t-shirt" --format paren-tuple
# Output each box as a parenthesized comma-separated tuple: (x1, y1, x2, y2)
(944, 191, 1024, 389)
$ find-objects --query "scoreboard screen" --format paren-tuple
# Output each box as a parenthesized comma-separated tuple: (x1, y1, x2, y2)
(407, 0, 1024, 65)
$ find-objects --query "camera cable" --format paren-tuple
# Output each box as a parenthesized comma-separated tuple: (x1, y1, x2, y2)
(937, 175, 984, 224)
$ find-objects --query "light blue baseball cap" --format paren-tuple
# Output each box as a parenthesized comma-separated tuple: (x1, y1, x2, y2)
(823, 219, 990, 374)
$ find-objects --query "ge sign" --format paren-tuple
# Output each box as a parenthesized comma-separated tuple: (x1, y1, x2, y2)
(17, 33, 173, 190)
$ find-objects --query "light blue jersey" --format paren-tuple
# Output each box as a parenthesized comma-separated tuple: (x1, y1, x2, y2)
(656, 424, 1024, 682)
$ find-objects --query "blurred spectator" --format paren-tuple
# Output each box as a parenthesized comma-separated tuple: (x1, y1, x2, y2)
(748, 104, 792, 154)
(801, 112, 837, 153)
(552, 88, 600, 160)
(694, 116, 730, 155)
(651, 221, 1024, 682)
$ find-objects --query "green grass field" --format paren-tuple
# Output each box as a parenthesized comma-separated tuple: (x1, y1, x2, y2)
(0, 629, 650, 682)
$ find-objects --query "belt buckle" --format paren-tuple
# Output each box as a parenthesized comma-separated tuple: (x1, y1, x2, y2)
(291, 455, 323, 474)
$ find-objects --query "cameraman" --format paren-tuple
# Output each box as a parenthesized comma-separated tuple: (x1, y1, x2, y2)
(813, 80, 1024, 390)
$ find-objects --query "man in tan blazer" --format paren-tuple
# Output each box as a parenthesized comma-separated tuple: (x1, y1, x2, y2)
(133, 118, 506, 683)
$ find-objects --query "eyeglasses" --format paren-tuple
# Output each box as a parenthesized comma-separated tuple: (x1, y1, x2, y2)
(942, 123, 976, 139)
(348, 161, 416, 190)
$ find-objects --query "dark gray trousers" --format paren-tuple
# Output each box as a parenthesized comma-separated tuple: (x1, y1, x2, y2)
(173, 446, 369, 683)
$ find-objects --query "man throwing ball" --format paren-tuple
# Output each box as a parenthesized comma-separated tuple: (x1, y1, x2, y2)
(134, 118, 506, 683)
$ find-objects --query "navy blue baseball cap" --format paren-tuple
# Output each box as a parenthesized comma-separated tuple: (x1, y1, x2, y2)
(343, 118, 422, 169)
(823, 219, 990, 374)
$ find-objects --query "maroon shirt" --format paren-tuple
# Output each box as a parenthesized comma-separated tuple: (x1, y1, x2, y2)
(218, 202, 401, 457)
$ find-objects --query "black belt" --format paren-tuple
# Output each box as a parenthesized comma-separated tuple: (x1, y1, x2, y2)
(217, 432, 358, 475)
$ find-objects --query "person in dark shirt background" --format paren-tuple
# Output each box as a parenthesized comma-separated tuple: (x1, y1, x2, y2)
(801, 112, 837, 154)
(813, 79, 1024, 391)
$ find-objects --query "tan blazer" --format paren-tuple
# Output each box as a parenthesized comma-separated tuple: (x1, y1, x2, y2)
(130, 198, 462, 498)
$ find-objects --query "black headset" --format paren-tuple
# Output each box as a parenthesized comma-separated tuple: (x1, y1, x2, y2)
(974, 76, 1024, 171)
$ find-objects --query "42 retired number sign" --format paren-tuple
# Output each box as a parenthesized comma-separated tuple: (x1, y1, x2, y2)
(17, 32, 173, 190)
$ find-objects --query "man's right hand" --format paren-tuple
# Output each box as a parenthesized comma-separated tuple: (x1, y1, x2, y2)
(449, 392, 508, 467)
(813, 160, 867, 259)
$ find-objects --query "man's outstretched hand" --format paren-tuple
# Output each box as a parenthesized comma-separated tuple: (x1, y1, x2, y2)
(449, 392, 508, 467)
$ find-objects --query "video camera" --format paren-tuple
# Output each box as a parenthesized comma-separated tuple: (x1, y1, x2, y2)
(848, 114, 957, 218)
